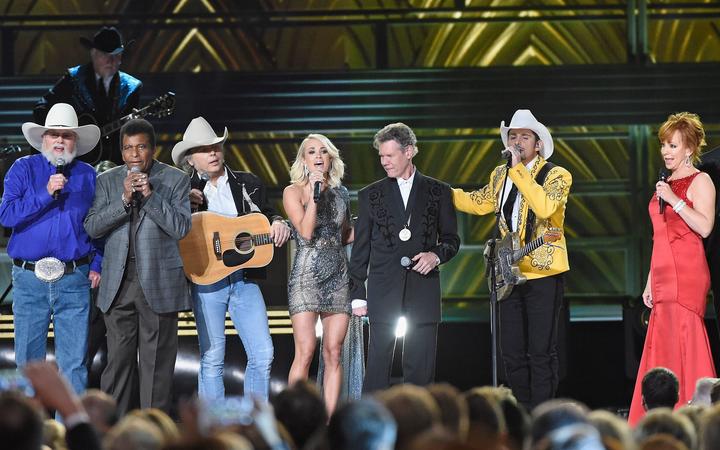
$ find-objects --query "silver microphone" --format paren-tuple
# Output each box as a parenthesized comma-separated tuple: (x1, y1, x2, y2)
(130, 166, 143, 208)
(52, 157, 66, 200)
(401, 256, 414, 269)
(500, 143, 523, 160)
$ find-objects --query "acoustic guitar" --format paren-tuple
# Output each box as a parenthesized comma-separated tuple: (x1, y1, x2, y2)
(179, 212, 276, 285)
(79, 92, 176, 164)
(488, 228, 563, 301)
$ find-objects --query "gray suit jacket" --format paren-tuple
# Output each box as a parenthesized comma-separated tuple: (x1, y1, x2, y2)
(84, 161, 192, 314)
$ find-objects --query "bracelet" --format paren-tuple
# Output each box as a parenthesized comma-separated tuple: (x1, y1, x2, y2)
(121, 193, 131, 209)
(673, 199, 687, 214)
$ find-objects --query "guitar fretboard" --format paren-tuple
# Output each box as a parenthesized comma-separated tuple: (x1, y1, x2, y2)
(252, 233, 273, 246)
(512, 236, 547, 263)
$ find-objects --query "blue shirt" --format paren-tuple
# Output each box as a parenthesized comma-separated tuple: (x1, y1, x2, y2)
(0, 154, 101, 271)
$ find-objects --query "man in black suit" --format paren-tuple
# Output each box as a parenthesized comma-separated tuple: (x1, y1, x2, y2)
(349, 122, 460, 392)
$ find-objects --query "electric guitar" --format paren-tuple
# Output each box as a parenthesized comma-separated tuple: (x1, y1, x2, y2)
(179, 212, 277, 285)
(488, 228, 563, 301)
(79, 91, 176, 164)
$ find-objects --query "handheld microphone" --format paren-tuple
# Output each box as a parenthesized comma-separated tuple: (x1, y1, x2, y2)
(130, 166, 143, 208)
(53, 158, 65, 200)
(658, 168, 670, 214)
(313, 181, 321, 203)
(192, 171, 210, 191)
(400, 256, 416, 270)
(500, 143, 523, 161)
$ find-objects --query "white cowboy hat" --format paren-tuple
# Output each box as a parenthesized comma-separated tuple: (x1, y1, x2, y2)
(500, 109, 554, 159)
(171, 117, 228, 165)
(21, 103, 101, 156)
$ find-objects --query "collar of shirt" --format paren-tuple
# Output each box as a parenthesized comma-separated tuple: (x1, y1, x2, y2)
(396, 168, 416, 188)
(204, 170, 237, 216)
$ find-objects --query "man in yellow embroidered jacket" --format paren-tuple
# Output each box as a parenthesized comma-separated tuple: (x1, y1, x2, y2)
(453, 109, 572, 410)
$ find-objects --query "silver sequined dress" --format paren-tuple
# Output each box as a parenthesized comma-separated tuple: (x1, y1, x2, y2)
(288, 186, 351, 316)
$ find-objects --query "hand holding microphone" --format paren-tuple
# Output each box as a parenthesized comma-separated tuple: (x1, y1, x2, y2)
(123, 166, 150, 209)
(49, 158, 66, 199)
(658, 168, 670, 214)
(500, 143, 523, 167)
(308, 170, 324, 203)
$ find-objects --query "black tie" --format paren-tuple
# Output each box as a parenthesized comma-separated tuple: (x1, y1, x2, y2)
(97, 78, 106, 99)
(502, 183, 519, 232)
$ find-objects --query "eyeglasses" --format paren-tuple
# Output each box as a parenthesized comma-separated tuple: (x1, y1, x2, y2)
(43, 131, 77, 140)
(122, 143, 150, 152)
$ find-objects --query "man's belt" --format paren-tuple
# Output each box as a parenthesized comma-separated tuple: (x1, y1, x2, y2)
(13, 255, 92, 282)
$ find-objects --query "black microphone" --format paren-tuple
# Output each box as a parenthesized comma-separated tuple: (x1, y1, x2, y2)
(400, 256, 416, 270)
(658, 168, 670, 214)
(53, 157, 65, 200)
(192, 171, 210, 191)
(130, 166, 143, 208)
(313, 181, 321, 203)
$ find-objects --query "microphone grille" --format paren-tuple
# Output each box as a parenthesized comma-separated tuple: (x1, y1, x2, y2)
(130, 166, 142, 173)
(400, 256, 412, 268)
(56, 157, 65, 167)
(199, 171, 210, 181)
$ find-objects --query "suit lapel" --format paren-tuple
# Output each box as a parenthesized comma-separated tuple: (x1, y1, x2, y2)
(409, 171, 427, 232)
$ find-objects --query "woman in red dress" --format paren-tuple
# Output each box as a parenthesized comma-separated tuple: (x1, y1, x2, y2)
(629, 112, 717, 425)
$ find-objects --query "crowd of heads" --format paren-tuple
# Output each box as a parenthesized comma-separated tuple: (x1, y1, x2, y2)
(2, 364, 720, 450)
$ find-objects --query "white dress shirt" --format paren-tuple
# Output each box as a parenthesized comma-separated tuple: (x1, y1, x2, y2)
(204, 170, 238, 217)
(500, 156, 538, 231)
(397, 169, 416, 208)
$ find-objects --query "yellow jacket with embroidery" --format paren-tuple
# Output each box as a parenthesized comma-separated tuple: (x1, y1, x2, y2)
(453, 156, 571, 279)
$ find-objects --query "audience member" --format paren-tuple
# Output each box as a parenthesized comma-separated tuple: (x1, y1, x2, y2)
(0, 390, 45, 450)
(699, 403, 720, 450)
(102, 416, 164, 450)
(326, 398, 397, 450)
(588, 410, 637, 450)
(43, 419, 67, 450)
(80, 389, 118, 437)
(530, 399, 590, 448)
(271, 380, 327, 449)
(642, 368, 680, 411)
(376, 384, 442, 450)
(689, 377, 719, 406)
(639, 434, 689, 450)
(634, 408, 696, 450)
(463, 387, 507, 448)
(427, 383, 470, 441)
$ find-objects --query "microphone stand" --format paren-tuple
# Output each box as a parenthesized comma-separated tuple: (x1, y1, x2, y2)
(486, 156, 512, 387)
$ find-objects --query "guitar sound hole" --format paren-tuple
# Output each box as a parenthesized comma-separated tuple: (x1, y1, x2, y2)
(235, 233, 254, 253)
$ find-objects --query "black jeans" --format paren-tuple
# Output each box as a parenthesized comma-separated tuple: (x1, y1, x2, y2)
(499, 274, 564, 410)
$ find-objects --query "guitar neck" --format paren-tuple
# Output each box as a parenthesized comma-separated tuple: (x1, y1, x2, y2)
(253, 233, 273, 246)
(101, 117, 128, 137)
(513, 235, 547, 262)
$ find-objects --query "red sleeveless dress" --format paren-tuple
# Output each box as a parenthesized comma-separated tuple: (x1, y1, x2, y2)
(628, 172, 716, 425)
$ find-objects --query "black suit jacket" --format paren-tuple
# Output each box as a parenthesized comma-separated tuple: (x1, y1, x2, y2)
(349, 171, 459, 323)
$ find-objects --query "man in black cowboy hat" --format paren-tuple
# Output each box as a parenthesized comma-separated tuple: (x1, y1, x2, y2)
(34, 26, 142, 166)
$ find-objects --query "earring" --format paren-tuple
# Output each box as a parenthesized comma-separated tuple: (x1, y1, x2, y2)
(685, 156, 692, 167)
(303, 164, 309, 176)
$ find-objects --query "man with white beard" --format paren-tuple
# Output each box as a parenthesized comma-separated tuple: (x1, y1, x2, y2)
(0, 103, 102, 394)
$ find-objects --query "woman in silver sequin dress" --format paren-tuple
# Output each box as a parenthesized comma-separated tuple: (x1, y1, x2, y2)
(283, 134, 356, 416)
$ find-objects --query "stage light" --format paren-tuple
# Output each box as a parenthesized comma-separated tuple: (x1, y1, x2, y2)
(315, 317, 323, 338)
(395, 316, 407, 338)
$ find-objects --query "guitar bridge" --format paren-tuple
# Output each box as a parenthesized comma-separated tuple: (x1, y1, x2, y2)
(213, 232, 222, 260)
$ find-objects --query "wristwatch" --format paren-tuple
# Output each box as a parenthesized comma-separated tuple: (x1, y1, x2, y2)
(434, 254, 441, 266)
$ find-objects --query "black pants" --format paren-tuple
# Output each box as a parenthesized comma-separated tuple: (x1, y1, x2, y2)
(101, 261, 178, 416)
(364, 321, 438, 392)
(499, 274, 563, 410)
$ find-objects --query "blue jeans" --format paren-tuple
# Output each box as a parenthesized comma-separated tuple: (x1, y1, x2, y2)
(192, 271, 274, 400)
(12, 264, 90, 394)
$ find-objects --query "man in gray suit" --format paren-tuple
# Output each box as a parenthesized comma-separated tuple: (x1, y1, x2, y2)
(84, 118, 191, 414)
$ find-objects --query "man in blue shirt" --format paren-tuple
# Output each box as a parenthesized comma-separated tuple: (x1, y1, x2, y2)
(0, 103, 102, 394)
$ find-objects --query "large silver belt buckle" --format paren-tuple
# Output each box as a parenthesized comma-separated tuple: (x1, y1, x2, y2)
(35, 257, 65, 283)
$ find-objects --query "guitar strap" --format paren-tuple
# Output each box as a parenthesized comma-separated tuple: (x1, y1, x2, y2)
(524, 161, 555, 244)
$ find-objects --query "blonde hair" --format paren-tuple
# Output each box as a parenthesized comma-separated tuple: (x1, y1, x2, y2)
(658, 112, 707, 165)
(289, 133, 345, 188)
